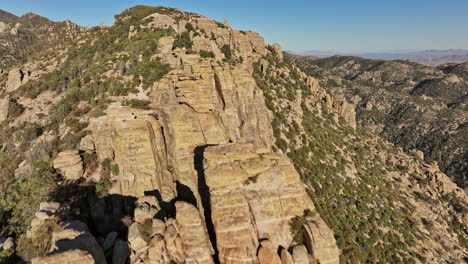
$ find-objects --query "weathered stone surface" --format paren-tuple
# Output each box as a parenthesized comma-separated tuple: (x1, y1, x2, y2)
(145, 13, 176, 31)
(303, 218, 340, 264)
(280, 249, 295, 264)
(205, 143, 315, 261)
(1, 237, 14, 250)
(292, 245, 309, 264)
(53, 150, 83, 180)
(0, 98, 9, 122)
(258, 240, 281, 264)
(0, 22, 9, 33)
(7, 68, 25, 92)
(31, 250, 95, 264)
(273, 43, 283, 61)
(175, 201, 214, 263)
(79, 134, 95, 152)
(49, 221, 106, 264)
(128, 222, 150, 252)
(158, 36, 175, 53)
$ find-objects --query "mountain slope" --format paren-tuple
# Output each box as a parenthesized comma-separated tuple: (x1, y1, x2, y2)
(286, 54, 468, 189)
(0, 10, 17, 22)
(0, 5, 466, 264)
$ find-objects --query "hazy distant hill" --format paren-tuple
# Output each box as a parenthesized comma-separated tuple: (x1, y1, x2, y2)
(288, 49, 468, 66)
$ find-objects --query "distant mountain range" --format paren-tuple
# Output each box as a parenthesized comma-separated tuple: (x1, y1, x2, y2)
(287, 49, 468, 66)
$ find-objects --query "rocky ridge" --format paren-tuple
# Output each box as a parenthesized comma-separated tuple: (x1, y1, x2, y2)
(0, 5, 466, 264)
(0, 6, 340, 264)
(286, 54, 468, 189)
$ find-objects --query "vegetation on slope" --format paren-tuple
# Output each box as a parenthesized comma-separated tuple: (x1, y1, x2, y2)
(254, 54, 467, 263)
(286, 54, 468, 188)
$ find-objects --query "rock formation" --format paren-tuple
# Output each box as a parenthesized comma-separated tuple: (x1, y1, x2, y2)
(52, 150, 83, 180)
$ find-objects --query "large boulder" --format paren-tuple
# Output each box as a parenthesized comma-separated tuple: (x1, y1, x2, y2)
(175, 201, 214, 263)
(0, 98, 9, 122)
(257, 240, 281, 264)
(303, 218, 340, 264)
(31, 250, 95, 264)
(204, 143, 315, 262)
(53, 150, 83, 180)
(6, 68, 27, 92)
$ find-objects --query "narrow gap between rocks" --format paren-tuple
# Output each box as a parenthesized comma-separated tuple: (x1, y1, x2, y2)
(194, 145, 220, 264)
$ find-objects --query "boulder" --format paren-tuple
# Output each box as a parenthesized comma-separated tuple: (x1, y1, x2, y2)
(303, 218, 340, 264)
(280, 248, 295, 264)
(31, 250, 95, 264)
(292, 245, 309, 264)
(175, 201, 214, 263)
(147, 235, 165, 263)
(0, 22, 9, 33)
(79, 134, 95, 152)
(158, 36, 175, 53)
(53, 150, 83, 180)
(7, 68, 25, 92)
(0, 98, 9, 122)
(273, 43, 283, 61)
(49, 221, 106, 264)
(257, 240, 281, 264)
(1, 237, 14, 250)
(128, 222, 150, 252)
(205, 143, 314, 256)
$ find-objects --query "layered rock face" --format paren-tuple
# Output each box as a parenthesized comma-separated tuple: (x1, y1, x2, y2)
(18, 7, 340, 264)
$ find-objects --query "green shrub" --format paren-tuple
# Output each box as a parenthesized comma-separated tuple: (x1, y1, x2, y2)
(173, 31, 193, 50)
(8, 100, 24, 119)
(111, 164, 120, 175)
(200, 50, 215, 58)
(221, 44, 232, 61)
(127, 61, 170, 88)
(0, 249, 19, 264)
(123, 99, 151, 110)
(185, 22, 195, 31)
(0, 161, 59, 235)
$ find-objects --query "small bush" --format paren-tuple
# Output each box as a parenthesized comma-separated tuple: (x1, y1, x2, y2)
(221, 44, 232, 61)
(173, 31, 193, 50)
(111, 164, 120, 175)
(185, 22, 195, 31)
(200, 50, 215, 58)
(123, 99, 151, 110)
(127, 61, 170, 88)
(8, 100, 24, 119)
(16, 218, 60, 261)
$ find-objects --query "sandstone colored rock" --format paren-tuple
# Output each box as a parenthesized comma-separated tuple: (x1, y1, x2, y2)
(303, 218, 340, 264)
(204, 143, 316, 262)
(32, 250, 95, 264)
(0, 98, 9, 122)
(146, 13, 176, 31)
(53, 150, 83, 180)
(280, 249, 295, 264)
(7, 68, 25, 92)
(258, 240, 281, 264)
(292, 245, 309, 264)
(273, 43, 283, 61)
(175, 201, 214, 263)
(49, 221, 106, 264)
(128, 222, 150, 252)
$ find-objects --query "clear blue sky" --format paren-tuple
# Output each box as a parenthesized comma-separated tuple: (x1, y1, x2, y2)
(1, 0, 467, 52)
